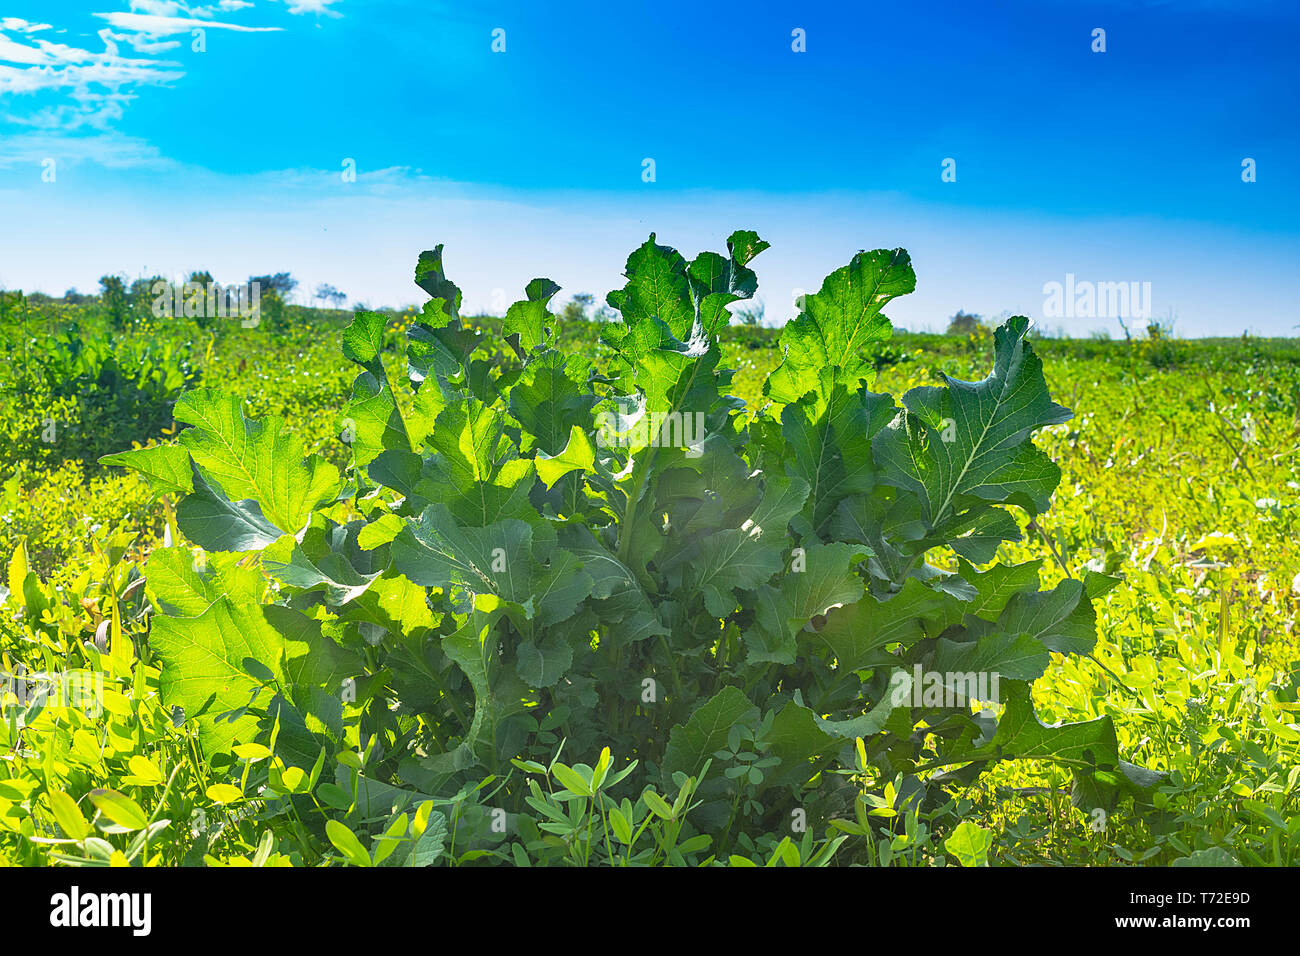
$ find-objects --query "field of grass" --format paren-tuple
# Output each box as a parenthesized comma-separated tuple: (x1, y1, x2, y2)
(2, 259, 1298, 868)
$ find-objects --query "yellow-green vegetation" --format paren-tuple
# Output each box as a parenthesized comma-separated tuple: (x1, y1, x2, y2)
(0, 239, 1297, 868)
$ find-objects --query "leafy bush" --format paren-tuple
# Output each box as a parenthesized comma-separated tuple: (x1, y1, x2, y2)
(945, 309, 986, 336)
(104, 232, 1159, 863)
(1, 330, 196, 473)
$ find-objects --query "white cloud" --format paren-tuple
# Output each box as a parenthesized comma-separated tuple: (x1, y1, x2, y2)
(0, 24, 183, 131)
(0, 129, 173, 169)
(0, 34, 54, 65)
(280, 0, 343, 18)
(113, 32, 184, 54)
(0, 3, 311, 167)
(0, 18, 52, 33)
(128, 0, 189, 15)
(93, 13, 282, 35)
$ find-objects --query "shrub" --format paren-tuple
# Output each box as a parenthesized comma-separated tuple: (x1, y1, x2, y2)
(104, 232, 1159, 862)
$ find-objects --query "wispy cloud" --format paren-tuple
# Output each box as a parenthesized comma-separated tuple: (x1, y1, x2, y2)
(93, 12, 283, 35)
(0, 17, 52, 33)
(0, 128, 173, 169)
(278, 0, 344, 17)
(1, 2, 315, 160)
(0, 21, 184, 129)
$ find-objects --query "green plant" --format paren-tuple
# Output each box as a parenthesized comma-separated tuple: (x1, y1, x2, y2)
(944, 309, 986, 336)
(102, 232, 1161, 864)
(0, 330, 196, 473)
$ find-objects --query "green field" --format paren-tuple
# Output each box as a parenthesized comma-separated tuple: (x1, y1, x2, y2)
(2, 237, 1298, 867)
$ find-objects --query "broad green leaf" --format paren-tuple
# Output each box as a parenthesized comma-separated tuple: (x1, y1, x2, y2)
(873, 316, 1071, 528)
(661, 686, 756, 779)
(662, 476, 809, 619)
(177, 461, 284, 553)
(746, 541, 869, 665)
(990, 577, 1097, 656)
(990, 681, 1118, 772)
(502, 278, 562, 357)
(272, 605, 364, 744)
(811, 577, 962, 672)
(780, 374, 896, 532)
(392, 504, 593, 628)
(509, 350, 600, 457)
(148, 596, 288, 757)
(347, 568, 436, 637)
(958, 558, 1043, 621)
(944, 820, 993, 867)
(606, 235, 695, 345)
(99, 444, 194, 497)
(535, 425, 597, 490)
(414, 607, 526, 781)
(339, 367, 411, 469)
(264, 520, 380, 606)
(205, 784, 243, 805)
(764, 701, 838, 787)
(340, 308, 387, 371)
(932, 631, 1051, 685)
(557, 524, 666, 643)
(7, 539, 28, 608)
(174, 389, 339, 536)
(515, 631, 576, 688)
(126, 755, 166, 786)
(765, 248, 913, 405)
(143, 546, 265, 617)
(418, 395, 536, 526)
(414, 245, 462, 315)
(406, 811, 448, 867)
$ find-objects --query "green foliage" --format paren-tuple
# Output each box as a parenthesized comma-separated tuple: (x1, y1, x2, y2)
(0, 328, 197, 473)
(98, 275, 132, 330)
(103, 232, 1162, 864)
(4, 234, 1299, 867)
(945, 309, 986, 337)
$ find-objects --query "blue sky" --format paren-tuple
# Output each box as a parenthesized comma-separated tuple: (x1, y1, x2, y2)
(1, 0, 1297, 334)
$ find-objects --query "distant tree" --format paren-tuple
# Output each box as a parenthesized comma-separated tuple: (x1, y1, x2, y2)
(945, 309, 985, 336)
(560, 293, 594, 323)
(733, 303, 765, 326)
(314, 283, 347, 308)
(130, 276, 162, 301)
(180, 271, 217, 326)
(0, 290, 22, 322)
(249, 272, 297, 331)
(99, 274, 131, 329)
(63, 288, 88, 305)
(250, 272, 297, 298)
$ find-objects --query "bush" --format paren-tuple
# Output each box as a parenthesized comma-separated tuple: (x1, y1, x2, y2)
(105, 232, 1159, 864)
(0, 330, 197, 473)
(945, 309, 985, 336)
